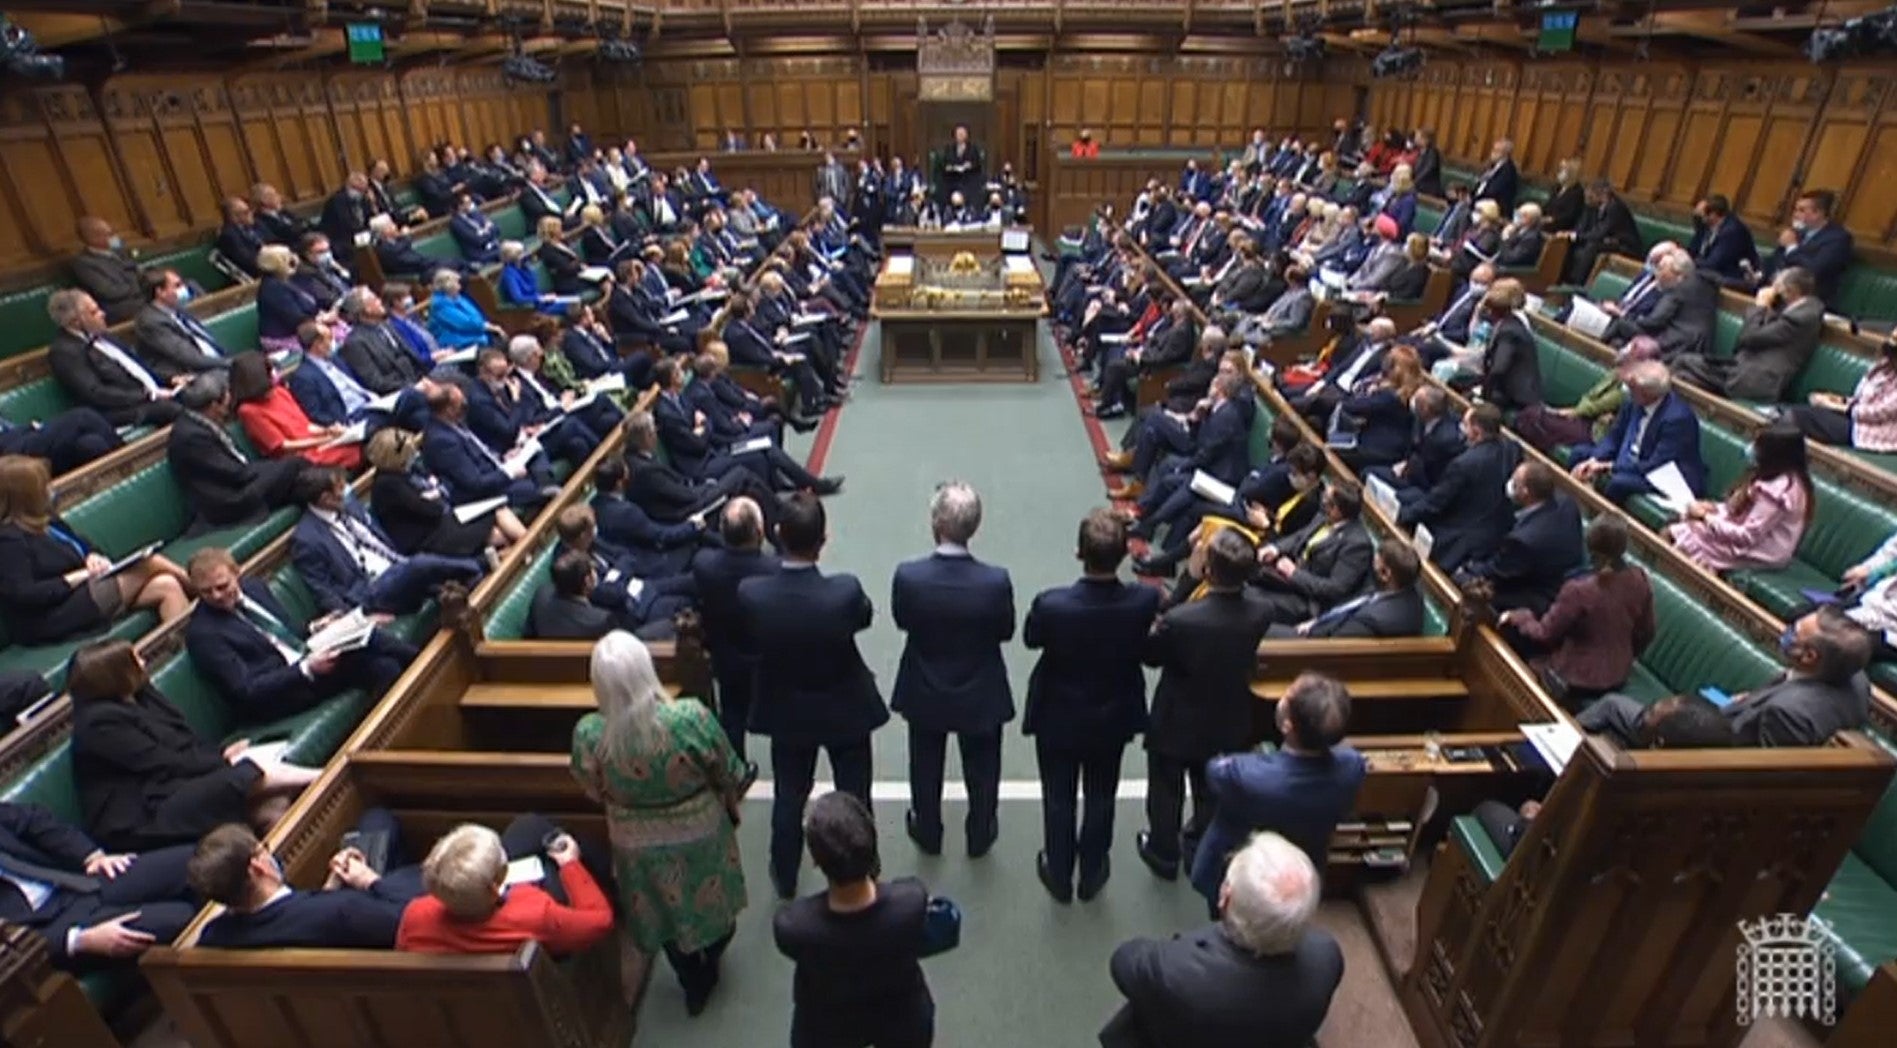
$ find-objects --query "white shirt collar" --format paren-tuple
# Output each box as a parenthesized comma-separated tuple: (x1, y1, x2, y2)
(934, 542, 970, 557)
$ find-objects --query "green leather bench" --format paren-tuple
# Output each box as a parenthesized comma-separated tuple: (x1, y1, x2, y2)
(1449, 811, 1509, 886)
(1729, 477, 1897, 621)
(0, 554, 401, 1018)
(1415, 204, 1442, 236)
(1814, 728, 1897, 998)
(493, 204, 533, 243)
(0, 427, 297, 687)
(1617, 551, 1787, 705)
(486, 541, 559, 641)
(0, 283, 61, 362)
(145, 244, 236, 296)
(1837, 267, 1897, 326)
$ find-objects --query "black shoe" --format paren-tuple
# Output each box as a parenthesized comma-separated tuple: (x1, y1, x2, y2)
(1130, 555, 1174, 578)
(811, 476, 844, 496)
(786, 414, 820, 434)
(1078, 857, 1111, 901)
(736, 761, 759, 797)
(1036, 851, 1073, 904)
(770, 868, 797, 900)
(1135, 831, 1178, 881)
(905, 809, 942, 856)
(968, 818, 997, 859)
(1095, 404, 1127, 420)
(682, 963, 720, 1017)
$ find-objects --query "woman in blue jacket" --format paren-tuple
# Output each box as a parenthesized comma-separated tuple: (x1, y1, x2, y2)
(496, 240, 570, 316)
(427, 269, 499, 350)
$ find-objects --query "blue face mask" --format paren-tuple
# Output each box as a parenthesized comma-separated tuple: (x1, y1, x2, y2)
(1745, 443, 1758, 465)
(1778, 625, 1801, 657)
(107, 235, 125, 252)
(176, 285, 192, 304)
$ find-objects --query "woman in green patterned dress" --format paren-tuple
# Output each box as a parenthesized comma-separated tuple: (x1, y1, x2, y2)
(570, 630, 749, 1015)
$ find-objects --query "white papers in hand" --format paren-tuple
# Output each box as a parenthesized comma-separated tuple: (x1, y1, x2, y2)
(1566, 297, 1613, 340)
(563, 391, 598, 414)
(623, 578, 646, 602)
(586, 372, 627, 394)
(364, 390, 404, 414)
(244, 740, 294, 769)
(792, 313, 826, 327)
(687, 495, 729, 525)
(579, 266, 613, 283)
(503, 438, 541, 474)
(781, 332, 813, 345)
(1646, 461, 1698, 515)
(308, 609, 375, 655)
(454, 495, 509, 524)
(105, 542, 162, 577)
(1412, 523, 1437, 560)
(1099, 333, 1132, 344)
(320, 421, 367, 449)
(659, 309, 691, 326)
(502, 856, 544, 888)
(1190, 470, 1238, 506)
(440, 347, 479, 366)
(730, 436, 774, 455)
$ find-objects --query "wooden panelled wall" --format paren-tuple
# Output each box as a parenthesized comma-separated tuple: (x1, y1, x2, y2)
(0, 69, 554, 271)
(569, 52, 1345, 184)
(1362, 58, 1897, 247)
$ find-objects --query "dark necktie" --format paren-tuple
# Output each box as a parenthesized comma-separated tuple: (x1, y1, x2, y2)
(0, 851, 101, 898)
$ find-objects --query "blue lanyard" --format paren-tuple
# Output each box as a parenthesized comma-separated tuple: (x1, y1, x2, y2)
(48, 522, 88, 560)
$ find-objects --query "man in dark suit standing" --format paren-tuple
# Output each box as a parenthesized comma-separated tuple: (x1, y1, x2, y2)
(1455, 462, 1585, 616)
(890, 481, 1016, 859)
(185, 547, 415, 724)
(168, 373, 313, 528)
(1763, 189, 1854, 309)
(1102, 831, 1343, 1048)
(691, 498, 781, 754)
(1023, 510, 1159, 902)
(1578, 608, 1872, 748)
(47, 289, 186, 428)
(0, 801, 199, 971)
(1249, 482, 1374, 626)
(1397, 403, 1517, 572)
(1410, 128, 1444, 198)
(1137, 528, 1274, 881)
(739, 494, 888, 899)
(319, 172, 376, 250)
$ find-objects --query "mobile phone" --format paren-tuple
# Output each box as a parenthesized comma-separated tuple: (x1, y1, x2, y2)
(340, 831, 362, 852)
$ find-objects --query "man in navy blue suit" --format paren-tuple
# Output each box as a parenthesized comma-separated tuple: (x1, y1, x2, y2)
(419, 382, 558, 513)
(1571, 361, 1706, 506)
(691, 497, 781, 755)
(1472, 138, 1519, 211)
(188, 810, 582, 949)
(890, 481, 1016, 859)
(1763, 188, 1855, 309)
(1023, 510, 1160, 903)
(447, 193, 501, 266)
(592, 456, 705, 579)
(1187, 672, 1366, 908)
(1455, 462, 1585, 616)
(552, 504, 694, 639)
(0, 801, 198, 971)
(1126, 372, 1253, 571)
(1397, 402, 1518, 573)
(738, 494, 887, 899)
(1687, 194, 1759, 288)
(467, 348, 605, 470)
(290, 467, 486, 617)
(652, 357, 841, 495)
(184, 548, 416, 725)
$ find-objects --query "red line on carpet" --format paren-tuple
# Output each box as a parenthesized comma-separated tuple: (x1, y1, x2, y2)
(802, 320, 871, 477)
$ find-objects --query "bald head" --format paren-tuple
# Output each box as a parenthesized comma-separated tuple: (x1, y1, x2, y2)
(720, 497, 764, 549)
(76, 216, 116, 250)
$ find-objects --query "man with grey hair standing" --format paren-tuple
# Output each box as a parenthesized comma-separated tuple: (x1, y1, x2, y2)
(891, 480, 1017, 858)
(1100, 831, 1344, 1048)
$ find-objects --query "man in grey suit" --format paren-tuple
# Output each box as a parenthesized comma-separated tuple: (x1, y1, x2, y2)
(1684, 266, 1823, 402)
(46, 288, 186, 428)
(69, 217, 147, 323)
(1578, 608, 1874, 748)
(1233, 267, 1313, 349)
(337, 289, 427, 394)
(1287, 544, 1427, 639)
(132, 270, 231, 382)
(1605, 249, 1718, 361)
(1250, 482, 1373, 626)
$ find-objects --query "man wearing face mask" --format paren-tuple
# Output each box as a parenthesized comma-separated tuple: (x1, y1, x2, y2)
(1454, 461, 1584, 616)
(449, 192, 501, 266)
(1761, 189, 1854, 308)
(1396, 403, 1517, 572)
(1578, 608, 1873, 749)
(215, 197, 267, 278)
(133, 269, 232, 382)
(320, 171, 377, 250)
(70, 217, 148, 323)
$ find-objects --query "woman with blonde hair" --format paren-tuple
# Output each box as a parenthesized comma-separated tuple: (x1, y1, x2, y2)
(1335, 346, 1423, 471)
(571, 631, 750, 1014)
(1544, 157, 1586, 233)
(365, 427, 522, 559)
(1450, 199, 1504, 284)
(535, 214, 588, 296)
(577, 204, 623, 267)
(256, 243, 338, 356)
(0, 455, 191, 645)
(397, 821, 613, 956)
(1379, 162, 1419, 235)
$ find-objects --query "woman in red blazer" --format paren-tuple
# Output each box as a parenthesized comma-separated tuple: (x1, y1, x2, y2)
(228, 347, 363, 472)
(397, 823, 613, 957)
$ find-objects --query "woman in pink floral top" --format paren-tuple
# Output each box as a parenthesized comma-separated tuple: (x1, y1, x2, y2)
(1667, 424, 1815, 572)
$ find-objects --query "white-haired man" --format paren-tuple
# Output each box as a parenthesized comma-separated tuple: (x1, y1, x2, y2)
(890, 481, 1016, 859)
(1101, 831, 1343, 1047)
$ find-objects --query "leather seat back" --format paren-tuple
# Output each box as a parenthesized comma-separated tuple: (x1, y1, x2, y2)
(488, 541, 558, 640)
(1633, 552, 1785, 695)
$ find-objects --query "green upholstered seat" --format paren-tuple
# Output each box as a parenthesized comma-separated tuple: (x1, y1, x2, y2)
(1625, 555, 1784, 701)
(1731, 477, 1894, 619)
(1788, 340, 1874, 401)
(1837, 267, 1897, 325)
(487, 542, 558, 640)
(1414, 205, 1442, 236)
(1534, 333, 1609, 408)
(0, 284, 60, 362)
(1450, 813, 1507, 885)
(1813, 730, 1897, 997)
(1711, 310, 1742, 359)
(413, 232, 463, 265)
(145, 245, 234, 295)
(1635, 214, 1693, 254)
(0, 375, 79, 426)
(1587, 269, 1634, 303)
(203, 302, 260, 353)
(493, 206, 531, 242)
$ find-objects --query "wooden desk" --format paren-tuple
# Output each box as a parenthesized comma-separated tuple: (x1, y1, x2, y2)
(872, 242, 1045, 383)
